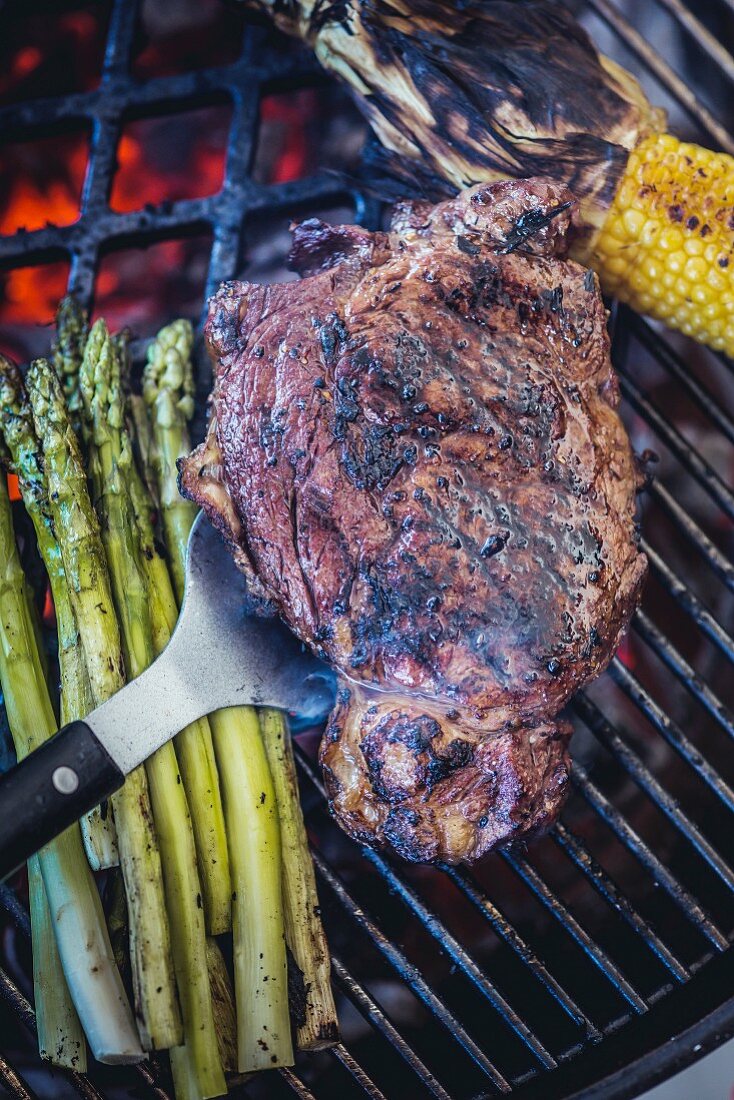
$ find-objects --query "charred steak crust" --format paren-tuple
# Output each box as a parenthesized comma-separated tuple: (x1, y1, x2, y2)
(181, 178, 647, 864)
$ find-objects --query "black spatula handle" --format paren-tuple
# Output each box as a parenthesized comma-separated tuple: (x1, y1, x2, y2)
(0, 722, 124, 880)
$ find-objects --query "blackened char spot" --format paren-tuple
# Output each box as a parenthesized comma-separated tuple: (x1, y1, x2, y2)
(480, 532, 508, 558)
(360, 712, 442, 803)
(426, 738, 475, 787)
(498, 202, 573, 254)
(317, 311, 348, 365)
(383, 806, 434, 862)
(340, 421, 404, 491)
(456, 235, 480, 256)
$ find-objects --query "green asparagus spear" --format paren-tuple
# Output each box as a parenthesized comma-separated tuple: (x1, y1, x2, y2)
(142, 320, 197, 602)
(0, 357, 118, 869)
(143, 322, 295, 1071)
(260, 709, 338, 1050)
(26, 356, 181, 1053)
(113, 329, 157, 496)
(0, 472, 141, 1065)
(113, 336, 231, 935)
(129, 392, 158, 502)
(171, 941, 240, 1100)
(213, 705, 293, 1072)
(0, 418, 86, 1069)
(52, 294, 88, 440)
(79, 324, 225, 1097)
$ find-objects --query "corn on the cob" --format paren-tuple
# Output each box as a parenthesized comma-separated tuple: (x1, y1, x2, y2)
(592, 133, 734, 353)
(240, 0, 734, 356)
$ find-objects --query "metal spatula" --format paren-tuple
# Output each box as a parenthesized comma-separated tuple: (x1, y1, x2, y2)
(0, 513, 335, 879)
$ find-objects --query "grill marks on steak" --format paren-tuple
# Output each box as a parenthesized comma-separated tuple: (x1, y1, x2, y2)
(181, 178, 647, 863)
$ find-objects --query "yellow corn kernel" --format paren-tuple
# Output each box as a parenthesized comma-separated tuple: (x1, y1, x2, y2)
(588, 131, 734, 356)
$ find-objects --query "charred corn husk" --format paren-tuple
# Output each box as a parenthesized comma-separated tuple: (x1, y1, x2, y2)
(242, 0, 734, 355)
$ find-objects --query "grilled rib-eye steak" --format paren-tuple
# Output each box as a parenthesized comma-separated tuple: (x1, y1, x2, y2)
(180, 179, 647, 863)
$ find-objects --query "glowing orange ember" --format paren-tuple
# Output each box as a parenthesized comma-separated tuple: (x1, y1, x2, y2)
(259, 90, 317, 183)
(1, 261, 70, 328)
(12, 46, 42, 80)
(110, 104, 231, 213)
(0, 42, 315, 334)
(0, 132, 87, 236)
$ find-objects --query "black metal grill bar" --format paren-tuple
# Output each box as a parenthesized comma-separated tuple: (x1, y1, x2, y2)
(0, 968, 41, 1042)
(626, 313, 734, 449)
(643, 541, 734, 663)
(0, 964, 107, 1100)
(302, 746, 694, 1041)
(500, 852, 647, 1014)
(0, 878, 433, 1100)
(570, 760, 727, 951)
(0, 1054, 37, 1100)
(0, 38, 317, 136)
(574, 695, 734, 898)
(294, 747, 557, 1071)
(309, 848, 511, 1093)
(585, 0, 734, 153)
(633, 609, 734, 741)
(650, 0, 734, 83)
(0, 907, 174, 1100)
(440, 865, 600, 1041)
(648, 481, 734, 595)
(331, 955, 452, 1100)
(715, 350, 734, 382)
(330, 1044, 388, 1100)
(280, 1066, 318, 1100)
(550, 823, 689, 983)
(0, 0, 732, 1095)
(360, 848, 557, 1070)
(134, 1064, 172, 1100)
(0, 885, 31, 938)
(0, 169, 352, 262)
(608, 657, 734, 810)
(206, 82, 260, 297)
(618, 371, 734, 524)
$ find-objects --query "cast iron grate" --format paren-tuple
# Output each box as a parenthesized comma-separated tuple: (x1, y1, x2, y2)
(0, 1, 733, 1098)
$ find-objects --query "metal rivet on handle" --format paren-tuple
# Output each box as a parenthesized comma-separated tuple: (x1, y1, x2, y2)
(52, 766, 79, 795)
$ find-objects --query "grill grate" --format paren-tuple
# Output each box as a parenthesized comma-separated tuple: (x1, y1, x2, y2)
(0, 1, 733, 1098)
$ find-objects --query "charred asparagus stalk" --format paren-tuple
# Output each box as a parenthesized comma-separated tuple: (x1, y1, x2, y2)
(112, 338, 231, 937)
(169, 944, 238, 1100)
(52, 294, 88, 440)
(143, 320, 198, 601)
(110, 338, 231, 932)
(242, 0, 734, 357)
(79, 323, 225, 1097)
(129, 473, 233, 936)
(26, 356, 181, 1053)
(259, 709, 337, 1050)
(143, 322, 294, 1073)
(0, 471, 141, 1065)
(0, 356, 118, 870)
(205, 938, 239, 1078)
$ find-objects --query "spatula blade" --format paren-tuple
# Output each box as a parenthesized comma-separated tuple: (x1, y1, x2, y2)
(86, 513, 336, 775)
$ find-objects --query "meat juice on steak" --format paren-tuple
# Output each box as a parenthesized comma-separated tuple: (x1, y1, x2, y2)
(180, 179, 646, 864)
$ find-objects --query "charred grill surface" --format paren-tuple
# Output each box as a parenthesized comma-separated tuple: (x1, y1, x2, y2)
(181, 179, 646, 863)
